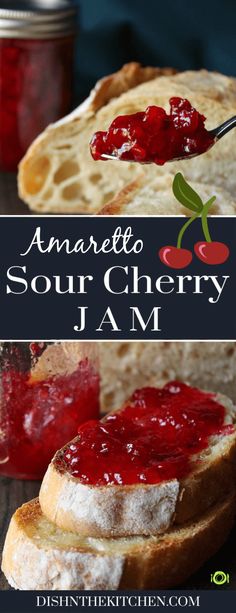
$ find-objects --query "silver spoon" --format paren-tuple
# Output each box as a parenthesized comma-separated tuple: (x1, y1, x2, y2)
(99, 115, 236, 163)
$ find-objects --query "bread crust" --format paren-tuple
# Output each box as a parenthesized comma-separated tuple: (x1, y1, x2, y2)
(87, 63, 176, 114)
(39, 390, 236, 538)
(2, 496, 235, 590)
(98, 175, 145, 215)
(40, 465, 180, 538)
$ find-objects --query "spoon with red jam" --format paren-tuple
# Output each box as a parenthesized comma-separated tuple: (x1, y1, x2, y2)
(90, 97, 236, 165)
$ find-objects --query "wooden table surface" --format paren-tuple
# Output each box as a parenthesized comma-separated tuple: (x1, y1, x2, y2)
(0, 172, 31, 215)
(0, 474, 236, 591)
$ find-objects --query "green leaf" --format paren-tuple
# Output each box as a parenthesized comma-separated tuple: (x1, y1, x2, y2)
(172, 173, 203, 213)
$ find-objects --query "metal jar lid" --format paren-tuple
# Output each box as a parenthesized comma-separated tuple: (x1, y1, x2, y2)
(0, 1, 77, 39)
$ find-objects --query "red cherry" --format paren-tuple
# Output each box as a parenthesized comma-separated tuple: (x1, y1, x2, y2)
(159, 246, 193, 269)
(194, 241, 229, 265)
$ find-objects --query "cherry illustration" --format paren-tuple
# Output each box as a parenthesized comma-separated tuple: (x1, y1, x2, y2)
(194, 196, 230, 264)
(194, 241, 229, 265)
(159, 203, 197, 269)
(159, 246, 192, 269)
(158, 174, 230, 269)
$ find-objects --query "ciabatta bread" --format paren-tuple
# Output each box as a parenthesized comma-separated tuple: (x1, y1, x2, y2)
(99, 173, 236, 216)
(18, 63, 168, 213)
(2, 496, 235, 590)
(18, 67, 236, 214)
(99, 342, 236, 412)
(39, 387, 236, 538)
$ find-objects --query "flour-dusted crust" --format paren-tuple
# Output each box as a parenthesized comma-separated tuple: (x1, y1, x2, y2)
(2, 496, 236, 590)
(18, 67, 236, 214)
(2, 500, 124, 591)
(39, 390, 236, 538)
(40, 466, 179, 538)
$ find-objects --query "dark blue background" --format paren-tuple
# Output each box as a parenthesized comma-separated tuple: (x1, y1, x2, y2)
(0, 216, 235, 340)
(1, 590, 236, 613)
(73, 0, 236, 102)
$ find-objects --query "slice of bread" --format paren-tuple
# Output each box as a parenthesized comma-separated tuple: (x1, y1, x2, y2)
(99, 173, 236, 216)
(39, 387, 236, 538)
(17, 63, 168, 214)
(18, 67, 236, 214)
(98, 342, 236, 412)
(2, 496, 235, 590)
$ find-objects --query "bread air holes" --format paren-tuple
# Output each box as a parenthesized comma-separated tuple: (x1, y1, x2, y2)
(44, 188, 53, 201)
(54, 144, 72, 151)
(23, 156, 50, 195)
(117, 343, 130, 358)
(102, 392, 115, 412)
(62, 182, 81, 200)
(54, 160, 80, 185)
(89, 173, 102, 185)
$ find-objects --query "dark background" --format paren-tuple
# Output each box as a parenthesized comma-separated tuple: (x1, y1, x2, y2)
(74, 0, 236, 102)
(0, 216, 235, 340)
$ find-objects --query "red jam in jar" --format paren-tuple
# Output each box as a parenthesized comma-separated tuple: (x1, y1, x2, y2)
(0, 2, 76, 171)
(90, 98, 214, 165)
(0, 343, 99, 480)
(57, 381, 234, 486)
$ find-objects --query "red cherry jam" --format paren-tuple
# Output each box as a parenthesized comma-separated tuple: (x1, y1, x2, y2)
(0, 359, 99, 480)
(58, 382, 233, 486)
(0, 36, 74, 172)
(90, 98, 214, 165)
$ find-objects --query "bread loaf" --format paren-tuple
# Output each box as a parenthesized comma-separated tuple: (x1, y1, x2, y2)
(18, 67, 236, 214)
(99, 342, 236, 412)
(2, 495, 235, 590)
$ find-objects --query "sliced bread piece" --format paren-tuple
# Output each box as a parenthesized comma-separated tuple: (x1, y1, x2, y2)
(18, 67, 236, 214)
(17, 63, 168, 214)
(99, 173, 236, 216)
(98, 342, 236, 412)
(39, 384, 236, 538)
(2, 495, 235, 590)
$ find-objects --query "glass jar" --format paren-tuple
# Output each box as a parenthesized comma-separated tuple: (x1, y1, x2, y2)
(0, 1, 77, 171)
(0, 342, 100, 480)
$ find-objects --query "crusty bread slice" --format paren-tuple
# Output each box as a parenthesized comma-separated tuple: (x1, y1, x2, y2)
(2, 496, 235, 590)
(99, 173, 236, 216)
(18, 67, 236, 214)
(99, 342, 236, 412)
(39, 388, 236, 538)
(18, 63, 169, 213)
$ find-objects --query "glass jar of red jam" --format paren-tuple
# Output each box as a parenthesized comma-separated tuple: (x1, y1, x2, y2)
(0, 342, 100, 480)
(0, 1, 77, 172)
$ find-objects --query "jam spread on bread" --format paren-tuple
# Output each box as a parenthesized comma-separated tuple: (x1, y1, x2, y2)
(57, 381, 233, 485)
(90, 98, 214, 165)
(0, 359, 99, 480)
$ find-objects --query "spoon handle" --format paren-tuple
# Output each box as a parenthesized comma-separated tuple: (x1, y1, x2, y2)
(210, 115, 236, 140)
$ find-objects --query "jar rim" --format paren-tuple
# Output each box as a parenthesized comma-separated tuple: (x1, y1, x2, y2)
(0, 3, 77, 39)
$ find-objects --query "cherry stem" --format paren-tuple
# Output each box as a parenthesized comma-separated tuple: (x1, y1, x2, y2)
(177, 213, 200, 249)
(201, 196, 216, 242)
